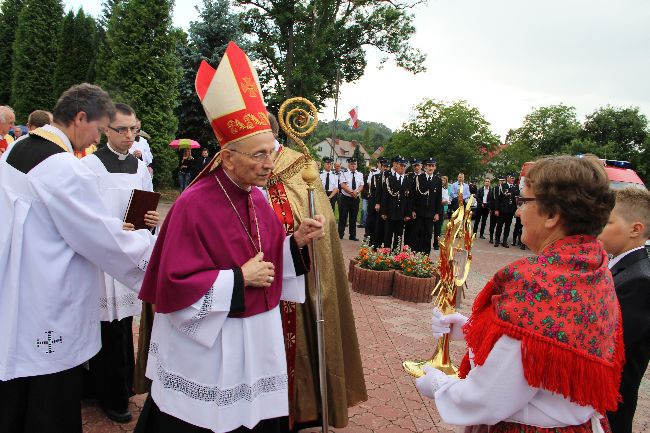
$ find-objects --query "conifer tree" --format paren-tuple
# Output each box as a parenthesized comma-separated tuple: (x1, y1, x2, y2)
(11, 0, 63, 121)
(52, 9, 98, 98)
(97, 0, 181, 187)
(176, 0, 243, 154)
(0, 0, 24, 104)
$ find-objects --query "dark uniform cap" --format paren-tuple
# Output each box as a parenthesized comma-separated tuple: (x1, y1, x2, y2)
(411, 158, 422, 165)
(378, 157, 389, 165)
(347, 157, 357, 163)
(498, 174, 506, 180)
(425, 157, 437, 165)
(323, 157, 333, 163)
(395, 156, 408, 165)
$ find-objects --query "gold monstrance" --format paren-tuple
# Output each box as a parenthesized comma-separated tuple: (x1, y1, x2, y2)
(402, 191, 476, 378)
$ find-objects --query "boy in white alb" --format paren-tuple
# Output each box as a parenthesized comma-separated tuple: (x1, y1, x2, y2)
(82, 103, 159, 423)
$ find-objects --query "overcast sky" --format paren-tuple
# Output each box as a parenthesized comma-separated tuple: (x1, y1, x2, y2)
(65, 0, 650, 139)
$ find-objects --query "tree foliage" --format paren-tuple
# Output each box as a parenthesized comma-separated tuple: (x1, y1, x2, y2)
(486, 141, 534, 178)
(494, 104, 650, 183)
(0, 0, 24, 104)
(96, 0, 181, 187)
(52, 9, 99, 98)
(237, 0, 426, 110)
(386, 99, 500, 179)
(11, 0, 63, 121)
(176, 0, 243, 155)
(507, 104, 581, 156)
(580, 106, 648, 161)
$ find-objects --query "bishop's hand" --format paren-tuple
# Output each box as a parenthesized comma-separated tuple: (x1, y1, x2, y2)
(241, 252, 275, 288)
(293, 215, 326, 248)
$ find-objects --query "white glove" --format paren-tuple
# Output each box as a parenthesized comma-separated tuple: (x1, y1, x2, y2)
(415, 365, 454, 400)
(431, 308, 468, 341)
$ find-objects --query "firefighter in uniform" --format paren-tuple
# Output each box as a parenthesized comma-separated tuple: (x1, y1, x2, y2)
(413, 157, 442, 255)
(493, 173, 519, 248)
(319, 156, 339, 210)
(381, 156, 414, 250)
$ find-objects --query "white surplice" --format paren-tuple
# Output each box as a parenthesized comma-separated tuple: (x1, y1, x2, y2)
(82, 151, 155, 321)
(147, 237, 305, 433)
(130, 137, 154, 167)
(430, 335, 597, 428)
(0, 125, 156, 381)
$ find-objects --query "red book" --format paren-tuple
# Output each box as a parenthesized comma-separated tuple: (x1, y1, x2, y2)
(123, 189, 161, 230)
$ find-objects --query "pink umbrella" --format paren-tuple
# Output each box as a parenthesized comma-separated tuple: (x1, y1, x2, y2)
(169, 138, 201, 149)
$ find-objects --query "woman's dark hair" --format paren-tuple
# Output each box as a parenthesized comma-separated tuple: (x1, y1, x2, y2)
(525, 155, 615, 236)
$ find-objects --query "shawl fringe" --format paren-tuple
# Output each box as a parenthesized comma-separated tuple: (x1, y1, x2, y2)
(460, 304, 625, 414)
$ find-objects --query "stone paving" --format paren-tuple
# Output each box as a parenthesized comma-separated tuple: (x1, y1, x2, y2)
(82, 207, 649, 432)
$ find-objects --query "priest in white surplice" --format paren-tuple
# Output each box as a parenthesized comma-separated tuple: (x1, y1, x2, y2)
(0, 84, 157, 433)
(81, 103, 159, 424)
(134, 42, 325, 433)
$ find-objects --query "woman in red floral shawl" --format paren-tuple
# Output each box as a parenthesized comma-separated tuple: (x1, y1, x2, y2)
(416, 155, 624, 433)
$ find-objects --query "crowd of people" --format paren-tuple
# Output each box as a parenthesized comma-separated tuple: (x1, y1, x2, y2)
(0, 39, 647, 433)
(320, 156, 530, 253)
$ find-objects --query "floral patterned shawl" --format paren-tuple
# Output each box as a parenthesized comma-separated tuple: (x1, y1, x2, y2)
(459, 235, 625, 414)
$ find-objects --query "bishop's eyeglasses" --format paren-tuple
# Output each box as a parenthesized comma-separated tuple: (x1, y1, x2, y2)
(228, 148, 273, 163)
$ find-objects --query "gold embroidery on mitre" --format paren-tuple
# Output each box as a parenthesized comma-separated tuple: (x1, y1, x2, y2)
(225, 111, 270, 134)
(240, 77, 258, 97)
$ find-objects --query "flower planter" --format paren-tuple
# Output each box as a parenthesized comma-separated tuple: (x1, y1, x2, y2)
(392, 271, 438, 303)
(348, 259, 357, 282)
(351, 265, 394, 296)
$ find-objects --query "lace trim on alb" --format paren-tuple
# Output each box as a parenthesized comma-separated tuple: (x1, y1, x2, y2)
(138, 258, 149, 272)
(149, 342, 288, 406)
(179, 287, 214, 337)
(99, 292, 139, 310)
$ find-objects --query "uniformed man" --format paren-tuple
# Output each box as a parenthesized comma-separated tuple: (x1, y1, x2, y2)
(488, 175, 505, 244)
(493, 173, 519, 248)
(411, 158, 423, 177)
(404, 158, 421, 247)
(365, 158, 386, 243)
(333, 161, 342, 214)
(370, 158, 391, 248)
(381, 156, 414, 250)
(338, 157, 364, 241)
(413, 157, 442, 254)
(320, 156, 339, 210)
(473, 177, 493, 239)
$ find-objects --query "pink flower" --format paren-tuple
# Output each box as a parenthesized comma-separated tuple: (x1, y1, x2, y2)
(525, 292, 534, 302)
(538, 256, 548, 264)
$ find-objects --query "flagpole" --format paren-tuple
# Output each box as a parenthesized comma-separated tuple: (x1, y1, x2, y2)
(330, 67, 340, 159)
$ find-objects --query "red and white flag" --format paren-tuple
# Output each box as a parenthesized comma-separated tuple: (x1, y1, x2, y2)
(348, 106, 359, 129)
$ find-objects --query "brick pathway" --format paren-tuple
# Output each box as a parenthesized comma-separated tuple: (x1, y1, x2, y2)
(82, 207, 649, 432)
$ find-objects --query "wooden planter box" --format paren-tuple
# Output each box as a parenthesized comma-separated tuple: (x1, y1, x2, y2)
(392, 271, 438, 303)
(351, 265, 394, 296)
(348, 259, 357, 282)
